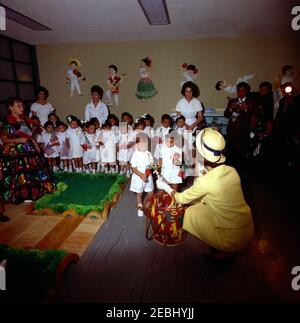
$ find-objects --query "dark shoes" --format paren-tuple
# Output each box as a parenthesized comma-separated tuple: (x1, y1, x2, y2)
(0, 214, 10, 222)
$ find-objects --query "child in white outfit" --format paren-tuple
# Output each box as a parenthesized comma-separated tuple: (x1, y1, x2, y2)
(97, 121, 117, 173)
(82, 122, 100, 173)
(118, 122, 134, 177)
(159, 131, 183, 191)
(154, 114, 173, 161)
(39, 121, 60, 171)
(130, 134, 154, 217)
(66, 116, 84, 172)
(56, 121, 70, 172)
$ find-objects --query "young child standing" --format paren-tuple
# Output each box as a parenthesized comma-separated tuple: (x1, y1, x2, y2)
(56, 121, 71, 172)
(159, 131, 183, 191)
(130, 133, 154, 217)
(97, 121, 117, 173)
(82, 122, 100, 173)
(66, 116, 84, 173)
(154, 114, 173, 161)
(118, 122, 133, 177)
(39, 121, 60, 171)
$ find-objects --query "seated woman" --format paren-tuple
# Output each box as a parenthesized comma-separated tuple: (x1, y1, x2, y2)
(1, 98, 55, 204)
(157, 128, 254, 259)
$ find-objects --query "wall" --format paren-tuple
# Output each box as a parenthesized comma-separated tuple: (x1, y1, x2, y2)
(37, 36, 300, 125)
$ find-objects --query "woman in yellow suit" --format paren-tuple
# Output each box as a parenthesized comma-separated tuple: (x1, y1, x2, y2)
(156, 128, 254, 258)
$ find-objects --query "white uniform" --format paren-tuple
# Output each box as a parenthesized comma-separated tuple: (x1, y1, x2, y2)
(154, 126, 171, 160)
(176, 98, 203, 126)
(39, 132, 60, 158)
(82, 133, 100, 164)
(30, 102, 54, 127)
(98, 130, 117, 163)
(160, 145, 183, 184)
(130, 150, 154, 193)
(57, 131, 70, 160)
(118, 132, 133, 163)
(66, 127, 84, 158)
(85, 101, 109, 126)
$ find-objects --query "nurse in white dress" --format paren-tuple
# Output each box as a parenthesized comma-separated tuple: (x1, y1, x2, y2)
(85, 85, 109, 126)
(176, 81, 203, 131)
(30, 87, 55, 127)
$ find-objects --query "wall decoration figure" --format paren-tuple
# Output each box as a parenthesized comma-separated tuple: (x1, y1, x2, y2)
(215, 74, 255, 98)
(136, 57, 158, 100)
(66, 58, 86, 97)
(180, 63, 198, 89)
(105, 64, 127, 107)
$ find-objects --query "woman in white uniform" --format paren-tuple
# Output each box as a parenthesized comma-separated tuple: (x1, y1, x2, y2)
(30, 87, 55, 127)
(176, 81, 203, 131)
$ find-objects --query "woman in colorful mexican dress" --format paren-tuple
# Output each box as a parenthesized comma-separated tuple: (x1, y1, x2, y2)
(0, 98, 55, 204)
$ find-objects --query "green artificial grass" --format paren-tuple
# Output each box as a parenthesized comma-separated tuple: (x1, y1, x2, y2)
(0, 244, 67, 302)
(34, 172, 127, 215)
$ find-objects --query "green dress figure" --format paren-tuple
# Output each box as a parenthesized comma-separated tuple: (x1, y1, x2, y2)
(136, 57, 158, 100)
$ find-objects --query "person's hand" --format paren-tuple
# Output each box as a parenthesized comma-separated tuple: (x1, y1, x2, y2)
(156, 178, 174, 195)
(140, 173, 147, 182)
(18, 138, 28, 143)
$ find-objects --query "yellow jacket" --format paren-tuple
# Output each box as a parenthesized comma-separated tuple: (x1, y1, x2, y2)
(175, 165, 253, 229)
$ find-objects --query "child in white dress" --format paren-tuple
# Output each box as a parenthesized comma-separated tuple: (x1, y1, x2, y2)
(118, 122, 134, 177)
(82, 122, 100, 173)
(154, 114, 173, 162)
(66, 116, 84, 173)
(97, 121, 118, 173)
(159, 131, 183, 191)
(39, 121, 60, 171)
(56, 121, 70, 172)
(130, 133, 154, 217)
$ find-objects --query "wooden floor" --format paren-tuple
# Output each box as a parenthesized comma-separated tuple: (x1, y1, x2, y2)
(0, 204, 105, 257)
(58, 177, 300, 303)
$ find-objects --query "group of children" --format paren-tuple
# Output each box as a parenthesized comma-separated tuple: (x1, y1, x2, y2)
(29, 106, 201, 216)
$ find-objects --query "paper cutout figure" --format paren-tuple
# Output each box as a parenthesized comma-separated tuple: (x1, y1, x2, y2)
(105, 65, 127, 107)
(66, 58, 86, 97)
(180, 63, 198, 89)
(136, 57, 158, 100)
(215, 74, 255, 97)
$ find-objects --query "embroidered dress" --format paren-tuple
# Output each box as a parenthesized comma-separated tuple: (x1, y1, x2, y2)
(136, 68, 158, 100)
(1, 116, 54, 203)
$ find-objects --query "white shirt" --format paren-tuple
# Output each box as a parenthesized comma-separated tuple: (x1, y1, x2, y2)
(159, 145, 182, 168)
(85, 101, 109, 125)
(176, 98, 203, 126)
(130, 150, 153, 174)
(30, 102, 54, 127)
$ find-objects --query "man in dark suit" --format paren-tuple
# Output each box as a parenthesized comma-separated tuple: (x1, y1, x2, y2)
(224, 82, 257, 171)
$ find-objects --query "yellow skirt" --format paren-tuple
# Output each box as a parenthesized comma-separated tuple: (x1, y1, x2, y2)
(183, 203, 254, 253)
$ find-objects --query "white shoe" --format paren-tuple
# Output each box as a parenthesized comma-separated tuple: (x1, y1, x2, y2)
(85, 169, 90, 174)
(104, 167, 109, 174)
(126, 170, 131, 178)
(91, 169, 96, 174)
(68, 167, 73, 173)
(53, 166, 59, 172)
(120, 170, 124, 175)
(64, 167, 68, 172)
(137, 209, 144, 217)
(100, 166, 105, 173)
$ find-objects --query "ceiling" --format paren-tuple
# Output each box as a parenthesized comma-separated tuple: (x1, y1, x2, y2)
(0, 0, 298, 44)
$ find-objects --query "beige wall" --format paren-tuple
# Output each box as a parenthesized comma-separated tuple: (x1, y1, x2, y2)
(37, 36, 300, 125)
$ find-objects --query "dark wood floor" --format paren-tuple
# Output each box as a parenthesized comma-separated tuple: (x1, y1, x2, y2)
(58, 176, 300, 303)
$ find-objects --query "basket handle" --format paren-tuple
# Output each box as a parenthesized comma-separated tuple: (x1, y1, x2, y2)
(145, 213, 166, 241)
